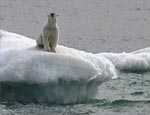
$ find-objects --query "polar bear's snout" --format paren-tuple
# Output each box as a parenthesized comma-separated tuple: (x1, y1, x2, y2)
(51, 13, 54, 17)
(48, 13, 58, 18)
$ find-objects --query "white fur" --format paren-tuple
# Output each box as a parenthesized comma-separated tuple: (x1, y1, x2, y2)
(36, 13, 59, 53)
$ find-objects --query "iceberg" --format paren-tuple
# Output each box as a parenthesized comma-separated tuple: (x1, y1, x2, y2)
(0, 30, 117, 104)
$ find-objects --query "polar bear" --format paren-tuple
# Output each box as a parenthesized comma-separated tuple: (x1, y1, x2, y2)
(36, 13, 59, 53)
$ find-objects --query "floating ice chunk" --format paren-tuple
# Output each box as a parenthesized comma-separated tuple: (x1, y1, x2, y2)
(0, 30, 117, 104)
(114, 53, 150, 72)
(98, 52, 150, 72)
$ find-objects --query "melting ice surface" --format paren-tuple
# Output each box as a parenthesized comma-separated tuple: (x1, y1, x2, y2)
(0, 30, 150, 105)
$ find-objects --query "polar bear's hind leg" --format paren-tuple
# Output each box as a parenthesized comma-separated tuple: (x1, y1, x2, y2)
(36, 34, 44, 48)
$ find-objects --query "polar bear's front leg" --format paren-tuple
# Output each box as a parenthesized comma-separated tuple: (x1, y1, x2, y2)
(43, 35, 51, 52)
(50, 37, 57, 53)
(51, 45, 56, 53)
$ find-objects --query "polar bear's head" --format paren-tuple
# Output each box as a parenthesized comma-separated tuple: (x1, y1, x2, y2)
(47, 13, 58, 25)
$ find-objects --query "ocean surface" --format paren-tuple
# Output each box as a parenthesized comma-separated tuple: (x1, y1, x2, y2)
(1, 71, 150, 115)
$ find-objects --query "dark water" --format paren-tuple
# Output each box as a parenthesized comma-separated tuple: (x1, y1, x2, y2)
(1, 72, 150, 115)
